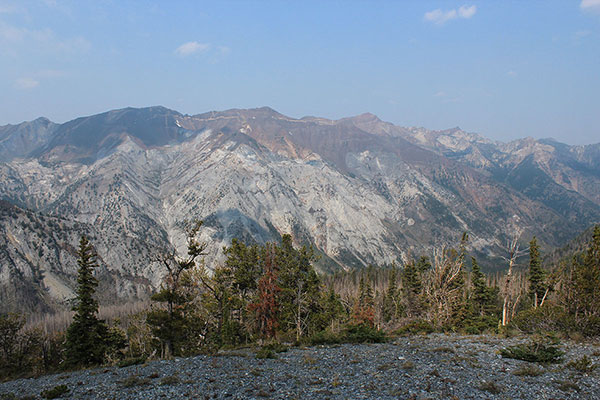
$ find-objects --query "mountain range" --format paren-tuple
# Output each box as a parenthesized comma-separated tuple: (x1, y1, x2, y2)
(1, 106, 599, 313)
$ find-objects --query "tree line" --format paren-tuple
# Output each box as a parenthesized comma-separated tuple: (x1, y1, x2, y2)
(1, 223, 599, 380)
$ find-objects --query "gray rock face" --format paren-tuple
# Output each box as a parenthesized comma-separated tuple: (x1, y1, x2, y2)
(1, 106, 598, 312)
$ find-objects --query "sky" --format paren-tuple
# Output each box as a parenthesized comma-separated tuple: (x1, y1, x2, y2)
(1, 1, 599, 145)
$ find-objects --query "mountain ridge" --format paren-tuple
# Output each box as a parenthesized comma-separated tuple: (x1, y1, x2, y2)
(1, 106, 599, 313)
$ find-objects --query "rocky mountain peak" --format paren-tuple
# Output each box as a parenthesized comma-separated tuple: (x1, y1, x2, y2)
(1, 106, 600, 313)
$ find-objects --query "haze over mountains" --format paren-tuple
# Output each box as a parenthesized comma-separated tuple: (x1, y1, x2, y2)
(1, 106, 599, 313)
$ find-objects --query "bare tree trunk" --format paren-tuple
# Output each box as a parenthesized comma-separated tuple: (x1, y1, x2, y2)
(501, 230, 527, 326)
(539, 287, 549, 308)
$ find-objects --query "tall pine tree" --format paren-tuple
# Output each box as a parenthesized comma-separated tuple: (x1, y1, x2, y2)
(64, 236, 109, 367)
(528, 237, 546, 308)
(571, 225, 600, 321)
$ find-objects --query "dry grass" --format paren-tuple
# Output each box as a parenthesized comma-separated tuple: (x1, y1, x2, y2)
(26, 301, 151, 333)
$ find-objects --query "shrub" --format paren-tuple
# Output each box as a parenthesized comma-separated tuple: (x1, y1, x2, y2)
(462, 315, 498, 334)
(513, 365, 544, 376)
(578, 316, 600, 338)
(479, 380, 502, 394)
(394, 320, 434, 336)
(307, 330, 342, 345)
(342, 324, 386, 343)
(566, 355, 596, 373)
(557, 380, 580, 392)
(119, 375, 151, 388)
(159, 374, 180, 385)
(255, 348, 277, 359)
(500, 336, 564, 364)
(510, 305, 574, 335)
(118, 356, 146, 368)
(40, 385, 69, 399)
(262, 342, 288, 353)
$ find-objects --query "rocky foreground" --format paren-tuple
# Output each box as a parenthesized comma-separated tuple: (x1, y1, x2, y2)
(1, 334, 599, 399)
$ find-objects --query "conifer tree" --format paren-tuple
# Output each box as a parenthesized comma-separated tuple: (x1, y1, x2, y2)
(462, 257, 499, 333)
(352, 275, 375, 326)
(64, 235, 109, 367)
(147, 220, 206, 356)
(276, 235, 321, 341)
(249, 244, 280, 339)
(319, 286, 345, 330)
(470, 257, 498, 316)
(571, 225, 600, 321)
(402, 260, 423, 317)
(382, 265, 401, 322)
(528, 237, 546, 308)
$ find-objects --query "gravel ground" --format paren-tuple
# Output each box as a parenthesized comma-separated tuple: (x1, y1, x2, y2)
(1, 334, 600, 399)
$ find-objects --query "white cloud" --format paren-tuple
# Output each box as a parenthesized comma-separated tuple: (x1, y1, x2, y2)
(424, 9, 457, 25)
(424, 4, 476, 25)
(507, 70, 517, 77)
(581, 0, 600, 13)
(458, 5, 477, 19)
(175, 41, 210, 56)
(434, 91, 446, 97)
(15, 77, 39, 89)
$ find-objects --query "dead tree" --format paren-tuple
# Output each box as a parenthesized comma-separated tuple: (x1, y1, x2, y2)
(501, 229, 528, 326)
(424, 246, 464, 326)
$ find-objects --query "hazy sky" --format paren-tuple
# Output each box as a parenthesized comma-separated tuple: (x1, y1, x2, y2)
(1, 1, 599, 144)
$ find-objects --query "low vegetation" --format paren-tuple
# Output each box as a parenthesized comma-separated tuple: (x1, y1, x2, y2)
(500, 336, 564, 364)
(40, 384, 69, 399)
(1, 222, 599, 382)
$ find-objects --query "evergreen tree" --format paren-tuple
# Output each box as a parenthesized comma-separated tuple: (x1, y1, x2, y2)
(402, 260, 423, 317)
(64, 236, 110, 367)
(528, 237, 546, 308)
(224, 239, 262, 304)
(416, 255, 432, 273)
(382, 265, 401, 322)
(249, 244, 280, 339)
(276, 235, 321, 341)
(571, 225, 600, 321)
(147, 220, 206, 356)
(463, 257, 499, 333)
(470, 257, 498, 316)
(352, 275, 375, 326)
(318, 286, 345, 330)
(450, 233, 470, 326)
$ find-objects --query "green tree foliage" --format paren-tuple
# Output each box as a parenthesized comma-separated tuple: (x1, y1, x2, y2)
(64, 236, 120, 368)
(0, 313, 24, 365)
(276, 235, 322, 341)
(224, 239, 262, 307)
(146, 220, 207, 357)
(352, 275, 375, 326)
(196, 239, 262, 346)
(382, 265, 402, 323)
(566, 225, 600, 332)
(529, 237, 547, 308)
(0, 314, 64, 380)
(462, 257, 499, 333)
(470, 258, 497, 317)
(314, 286, 345, 331)
(199, 261, 247, 346)
(402, 259, 424, 318)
